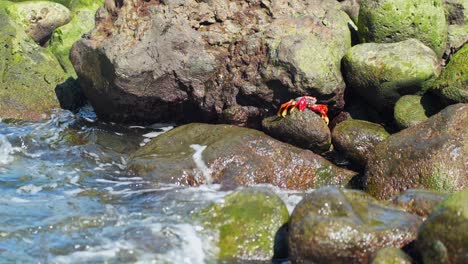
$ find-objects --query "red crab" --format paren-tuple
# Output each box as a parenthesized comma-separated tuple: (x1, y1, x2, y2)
(277, 96, 329, 124)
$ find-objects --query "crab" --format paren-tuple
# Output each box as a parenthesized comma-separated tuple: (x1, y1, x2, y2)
(277, 96, 329, 124)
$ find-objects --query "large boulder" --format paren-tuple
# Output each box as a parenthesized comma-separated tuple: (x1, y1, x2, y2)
(0, 5, 67, 120)
(262, 109, 331, 154)
(342, 39, 441, 112)
(358, 0, 448, 57)
(332, 119, 390, 167)
(70, 0, 352, 125)
(427, 44, 468, 104)
(5, 1, 71, 44)
(289, 187, 422, 263)
(128, 123, 356, 190)
(198, 188, 289, 261)
(365, 104, 468, 200)
(416, 189, 468, 264)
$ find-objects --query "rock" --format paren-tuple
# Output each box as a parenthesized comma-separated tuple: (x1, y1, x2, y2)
(427, 44, 468, 104)
(338, 0, 361, 23)
(6, 1, 71, 44)
(358, 0, 448, 57)
(443, 0, 467, 25)
(342, 39, 441, 112)
(48, 0, 104, 76)
(332, 119, 390, 167)
(392, 189, 450, 220)
(365, 104, 468, 200)
(70, 0, 352, 125)
(0, 5, 67, 120)
(262, 109, 331, 154)
(128, 123, 356, 190)
(394, 94, 442, 129)
(446, 25, 468, 56)
(289, 187, 422, 263)
(370, 247, 413, 264)
(198, 188, 289, 261)
(416, 188, 468, 264)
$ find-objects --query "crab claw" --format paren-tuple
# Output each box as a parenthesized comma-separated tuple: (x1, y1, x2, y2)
(309, 104, 329, 125)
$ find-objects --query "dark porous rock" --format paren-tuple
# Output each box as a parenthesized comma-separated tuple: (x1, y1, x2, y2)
(128, 123, 356, 190)
(289, 187, 422, 264)
(332, 119, 390, 167)
(365, 104, 468, 200)
(342, 39, 441, 112)
(392, 189, 450, 220)
(262, 109, 331, 154)
(416, 188, 468, 264)
(358, 0, 448, 57)
(370, 247, 413, 264)
(394, 94, 443, 129)
(70, 0, 352, 125)
(198, 188, 289, 261)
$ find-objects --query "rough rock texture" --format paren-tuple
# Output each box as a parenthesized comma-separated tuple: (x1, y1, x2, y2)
(358, 0, 448, 57)
(289, 187, 422, 263)
(332, 119, 390, 167)
(394, 95, 442, 129)
(6, 1, 71, 44)
(416, 188, 468, 264)
(365, 104, 468, 200)
(0, 5, 67, 120)
(128, 123, 356, 190)
(338, 0, 361, 23)
(427, 44, 468, 104)
(262, 109, 331, 154)
(198, 188, 289, 261)
(70, 0, 352, 125)
(370, 247, 413, 264)
(392, 189, 450, 220)
(342, 39, 441, 112)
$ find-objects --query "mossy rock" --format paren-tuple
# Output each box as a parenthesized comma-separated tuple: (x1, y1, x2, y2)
(370, 247, 413, 264)
(332, 119, 390, 167)
(358, 0, 448, 57)
(392, 189, 450, 219)
(427, 44, 468, 104)
(394, 94, 443, 129)
(198, 188, 289, 261)
(416, 188, 468, 264)
(342, 39, 441, 112)
(0, 5, 67, 120)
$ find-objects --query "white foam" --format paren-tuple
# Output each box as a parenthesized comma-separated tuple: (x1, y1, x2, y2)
(17, 184, 43, 194)
(0, 135, 15, 165)
(142, 126, 173, 138)
(190, 144, 213, 184)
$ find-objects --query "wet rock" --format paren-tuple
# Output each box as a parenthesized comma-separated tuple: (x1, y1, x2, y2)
(128, 123, 356, 190)
(332, 119, 390, 167)
(392, 189, 450, 219)
(6, 1, 71, 44)
(342, 39, 441, 112)
(289, 187, 422, 263)
(358, 0, 448, 57)
(427, 44, 468, 104)
(370, 247, 413, 264)
(394, 95, 442, 129)
(198, 188, 289, 261)
(365, 104, 468, 200)
(262, 109, 331, 154)
(70, 0, 352, 125)
(416, 188, 468, 264)
(0, 5, 67, 120)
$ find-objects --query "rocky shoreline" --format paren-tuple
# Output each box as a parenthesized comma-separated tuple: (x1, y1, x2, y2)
(0, 0, 466, 262)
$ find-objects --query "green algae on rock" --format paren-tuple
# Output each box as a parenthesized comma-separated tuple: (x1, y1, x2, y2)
(198, 188, 289, 261)
(416, 188, 468, 264)
(365, 104, 468, 200)
(0, 6, 67, 120)
(332, 119, 390, 167)
(289, 187, 422, 263)
(128, 123, 356, 190)
(394, 94, 443, 129)
(358, 0, 448, 57)
(262, 109, 332, 154)
(342, 39, 441, 112)
(370, 247, 413, 264)
(427, 44, 468, 104)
